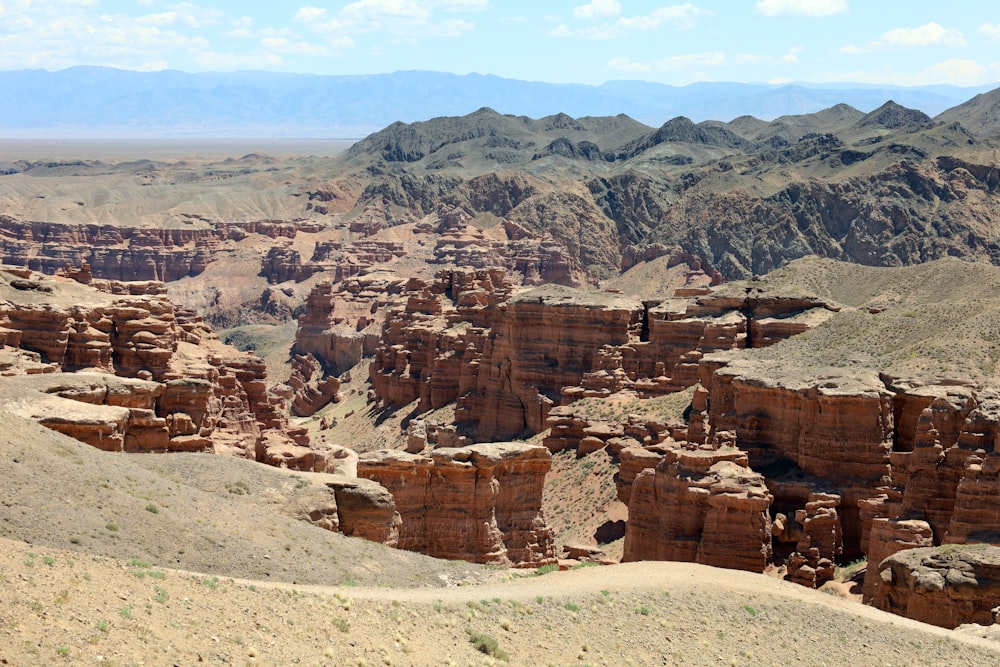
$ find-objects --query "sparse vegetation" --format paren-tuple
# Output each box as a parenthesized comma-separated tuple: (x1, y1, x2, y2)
(834, 558, 866, 581)
(226, 480, 250, 495)
(466, 629, 509, 661)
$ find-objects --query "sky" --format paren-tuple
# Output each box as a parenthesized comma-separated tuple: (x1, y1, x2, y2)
(0, 0, 998, 87)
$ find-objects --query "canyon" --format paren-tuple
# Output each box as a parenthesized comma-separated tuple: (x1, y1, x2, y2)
(2, 91, 1000, 634)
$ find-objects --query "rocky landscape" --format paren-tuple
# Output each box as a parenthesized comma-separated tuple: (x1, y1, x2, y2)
(3, 87, 1000, 660)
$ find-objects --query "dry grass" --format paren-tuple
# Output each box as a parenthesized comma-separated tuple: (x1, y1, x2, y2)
(715, 257, 1000, 386)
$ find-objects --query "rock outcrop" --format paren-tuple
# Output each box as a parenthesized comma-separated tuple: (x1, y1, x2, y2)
(461, 287, 644, 439)
(0, 267, 312, 464)
(370, 274, 837, 443)
(286, 353, 342, 417)
(356, 442, 555, 566)
(294, 277, 401, 375)
(326, 477, 401, 546)
(622, 446, 773, 572)
(872, 545, 1000, 628)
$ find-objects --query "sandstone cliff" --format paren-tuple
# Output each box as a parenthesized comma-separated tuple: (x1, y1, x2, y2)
(0, 266, 313, 466)
(872, 544, 1000, 628)
(356, 443, 555, 566)
(622, 446, 773, 572)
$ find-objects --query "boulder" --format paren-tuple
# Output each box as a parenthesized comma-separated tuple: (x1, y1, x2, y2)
(872, 545, 1000, 628)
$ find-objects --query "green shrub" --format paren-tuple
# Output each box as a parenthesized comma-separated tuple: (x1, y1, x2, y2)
(466, 629, 509, 661)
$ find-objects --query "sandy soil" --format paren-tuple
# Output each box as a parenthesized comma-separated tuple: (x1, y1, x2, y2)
(2, 412, 1000, 666)
(3, 536, 1000, 666)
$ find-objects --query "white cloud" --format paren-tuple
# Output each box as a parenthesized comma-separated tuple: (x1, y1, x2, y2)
(573, 0, 621, 20)
(609, 51, 725, 73)
(293, 0, 477, 40)
(607, 56, 649, 72)
(841, 22, 965, 54)
(260, 36, 329, 56)
(195, 50, 283, 70)
(922, 58, 985, 85)
(340, 0, 430, 24)
(227, 16, 253, 38)
(979, 23, 1000, 43)
(734, 47, 801, 65)
(427, 18, 474, 37)
(755, 0, 847, 17)
(551, 3, 704, 40)
(434, 0, 489, 10)
(0, 3, 221, 71)
(136, 60, 169, 71)
(293, 6, 328, 23)
(881, 23, 965, 48)
(826, 58, 1000, 86)
(136, 12, 179, 27)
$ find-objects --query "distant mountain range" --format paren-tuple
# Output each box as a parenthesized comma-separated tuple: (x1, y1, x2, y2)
(1, 66, 997, 138)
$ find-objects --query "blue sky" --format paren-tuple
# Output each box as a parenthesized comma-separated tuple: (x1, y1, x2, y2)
(0, 0, 998, 87)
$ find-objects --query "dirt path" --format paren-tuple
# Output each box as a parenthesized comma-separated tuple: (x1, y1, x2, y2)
(3, 537, 999, 667)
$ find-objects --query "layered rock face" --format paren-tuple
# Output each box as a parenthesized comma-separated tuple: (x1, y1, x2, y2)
(0, 216, 338, 284)
(872, 545, 1000, 628)
(0, 217, 216, 281)
(622, 446, 773, 572)
(424, 206, 584, 287)
(286, 353, 342, 417)
(0, 267, 310, 464)
(463, 288, 644, 439)
(703, 359, 894, 558)
(368, 268, 511, 412)
(325, 477, 400, 546)
(294, 276, 404, 375)
(356, 443, 555, 566)
(370, 275, 836, 443)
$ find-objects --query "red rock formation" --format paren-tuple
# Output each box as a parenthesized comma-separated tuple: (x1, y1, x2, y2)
(0, 216, 339, 284)
(861, 517, 933, 602)
(369, 278, 836, 444)
(945, 451, 1000, 545)
(286, 353, 342, 417)
(294, 278, 402, 375)
(356, 443, 555, 566)
(703, 359, 894, 555)
(0, 268, 308, 461)
(616, 446, 665, 503)
(784, 492, 843, 588)
(872, 545, 1000, 628)
(460, 287, 644, 440)
(622, 446, 773, 572)
(326, 477, 400, 546)
(0, 216, 217, 281)
(261, 246, 314, 284)
(368, 268, 510, 412)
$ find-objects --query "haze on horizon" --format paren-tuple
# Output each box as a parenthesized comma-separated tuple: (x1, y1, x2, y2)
(0, 0, 998, 89)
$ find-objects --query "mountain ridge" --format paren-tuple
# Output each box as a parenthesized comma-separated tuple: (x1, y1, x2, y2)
(1, 66, 995, 138)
